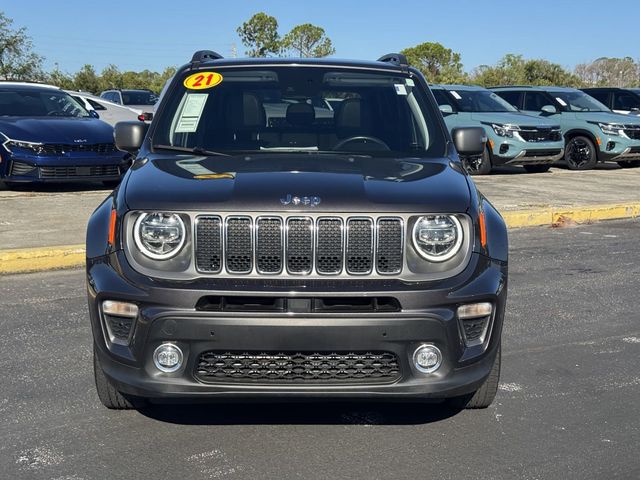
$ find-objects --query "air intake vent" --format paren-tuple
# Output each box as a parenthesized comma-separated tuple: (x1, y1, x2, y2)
(286, 217, 313, 274)
(225, 217, 252, 273)
(316, 218, 343, 274)
(376, 218, 403, 274)
(346, 218, 374, 274)
(256, 217, 283, 274)
(195, 216, 222, 273)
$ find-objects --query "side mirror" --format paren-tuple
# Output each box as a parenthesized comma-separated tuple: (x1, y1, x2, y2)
(115, 121, 149, 153)
(88, 110, 100, 119)
(541, 105, 557, 114)
(138, 112, 153, 122)
(451, 127, 486, 157)
(439, 104, 454, 114)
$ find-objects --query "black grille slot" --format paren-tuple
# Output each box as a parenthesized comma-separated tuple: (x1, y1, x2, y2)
(461, 317, 490, 346)
(623, 127, 640, 140)
(195, 351, 401, 384)
(225, 217, 253, 273)
(286, 217, 313, 274)
(10, 161, 36, 175)
(523, 149, 562, 158)
(316, 218, 343, 274)
(519, 128, 561, 142)
(256, 217, 283, 274)
(40, 143, 118, 155)
(39, 165, 120, 178)
(196, 216, 222, 273)
(376, 218, 403, 274)
(104, 314, 133, 343)
(346, 218, 373, 274)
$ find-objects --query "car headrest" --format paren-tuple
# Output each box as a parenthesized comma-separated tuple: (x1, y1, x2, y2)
(227, 92, 265, 128)
(286, 102, 315, 127)
(335, 98, 371, 136)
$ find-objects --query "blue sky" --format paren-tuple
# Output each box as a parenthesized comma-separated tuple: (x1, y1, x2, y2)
(4, 0, 640, 73)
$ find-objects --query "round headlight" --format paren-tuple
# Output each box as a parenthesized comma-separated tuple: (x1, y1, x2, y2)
(134, 212, 185, 260)
(412, 215, 463, 262)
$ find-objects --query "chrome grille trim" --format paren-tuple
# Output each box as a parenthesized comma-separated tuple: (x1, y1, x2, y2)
(345, 217, 374, 275)
(375, 217, 404, 275)
(286, 217, 314, 275)
(315, 217, 344, 275)
(192, 214, 409, 277)
(255, 216, 284, 275)
(224, 216, 253, 274)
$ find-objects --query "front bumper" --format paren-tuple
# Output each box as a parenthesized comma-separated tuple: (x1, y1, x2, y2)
(491, 142, 564, 166)
(88, 251, 507, 401)
(0, 152, 131, 183)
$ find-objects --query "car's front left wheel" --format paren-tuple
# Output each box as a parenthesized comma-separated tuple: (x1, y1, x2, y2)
(94, 345, 146, 409)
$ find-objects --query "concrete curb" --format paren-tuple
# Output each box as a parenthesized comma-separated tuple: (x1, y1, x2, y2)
(1, 203, 638, 275)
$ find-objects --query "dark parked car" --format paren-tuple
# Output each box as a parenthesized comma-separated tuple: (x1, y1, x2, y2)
(87, 52, 508, 410)
(581, 87, 640, 116)
(99, 89, 158, 112)
(0, 82, 132, 187)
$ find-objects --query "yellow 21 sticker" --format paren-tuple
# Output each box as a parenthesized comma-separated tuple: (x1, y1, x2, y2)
(184, 72, 223, 90)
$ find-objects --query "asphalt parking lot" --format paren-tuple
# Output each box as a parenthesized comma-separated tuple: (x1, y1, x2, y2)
(1, 220, 638, 480)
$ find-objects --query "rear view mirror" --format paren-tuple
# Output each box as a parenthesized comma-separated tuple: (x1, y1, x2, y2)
(541, 105, 557, 114)
(115, 121, 149, 153)
(439, 104, 454, 114)
(451, 127, 486, 157)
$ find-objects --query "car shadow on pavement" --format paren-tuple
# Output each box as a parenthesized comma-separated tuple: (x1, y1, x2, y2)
(137, 400, 463, 426)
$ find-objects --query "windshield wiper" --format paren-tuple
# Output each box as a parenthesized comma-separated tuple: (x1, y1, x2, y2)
(152, 144, 229, 156)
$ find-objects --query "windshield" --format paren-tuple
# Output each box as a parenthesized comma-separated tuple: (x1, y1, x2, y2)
(551, 91, 609, 112)
(123, 91, 157, 106)
(152, 67, 446, 157)
(438, 89, 518, 113)
(0, 89, 90, 117)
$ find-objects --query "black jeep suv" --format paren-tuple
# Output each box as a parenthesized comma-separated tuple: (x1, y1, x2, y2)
(86, 51, 508, 410)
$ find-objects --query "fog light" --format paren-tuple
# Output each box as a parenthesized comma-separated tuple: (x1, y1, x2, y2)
(413, 344, 442, 373)
(457, 302, 492, 319)
(153, 343, 183, 373)
(102, 300, 138, 317)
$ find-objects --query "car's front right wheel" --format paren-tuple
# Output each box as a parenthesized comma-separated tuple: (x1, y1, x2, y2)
(448, 344, 501, 409)
(462, 147, 492, 175)
(565, 136, 597, 170)
(93, 344, 145, 409)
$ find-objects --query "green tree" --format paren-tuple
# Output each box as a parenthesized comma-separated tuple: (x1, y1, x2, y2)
(236, 12, 281, 57)
(0, 11, 44, 80)
(400, 42, 466, 83)
(472, 54, 580, 87)
(71, 64, 102, 93)
(281, 23, 335, 58)
(47, 64, 74, 89)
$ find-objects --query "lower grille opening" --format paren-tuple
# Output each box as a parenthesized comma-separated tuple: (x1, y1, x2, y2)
(523, 149, 561, 158)
(195, 296, 400, 313)
(104, 314, 134, 344)
(195, 350, 402, 384)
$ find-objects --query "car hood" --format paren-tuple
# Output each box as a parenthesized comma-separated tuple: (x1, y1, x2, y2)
(0, 117, 114, 143)
(572, 111, 640, 125)
(470, 112, 558, 127)
(124, 154, 471, 213)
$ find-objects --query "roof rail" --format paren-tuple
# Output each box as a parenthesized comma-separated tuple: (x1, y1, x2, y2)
(377, 53, 409, 71)
(191, 50, 224, 64)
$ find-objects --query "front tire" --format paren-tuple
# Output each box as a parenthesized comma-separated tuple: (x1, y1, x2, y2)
(448, 344, 501, 409)
(565, 136, 597, 170)
(617, 160, 640, 168)
(523, 164, 551, 173)
(461, 147, 492, 175)
(94, 345, 145, 409)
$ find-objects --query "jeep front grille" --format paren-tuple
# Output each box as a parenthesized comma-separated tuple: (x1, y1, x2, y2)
(195, 350, 401, 384)
(195, 215, 404, 276)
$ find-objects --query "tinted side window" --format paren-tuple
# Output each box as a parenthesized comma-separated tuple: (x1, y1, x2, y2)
(496, 91, 521, 108)
(87, 98, 106, 110)
(614, 92, 640, 110)
(432, 90, 454, 108)
(587, 91, 610, 106)
(524, 92, 552, 111)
